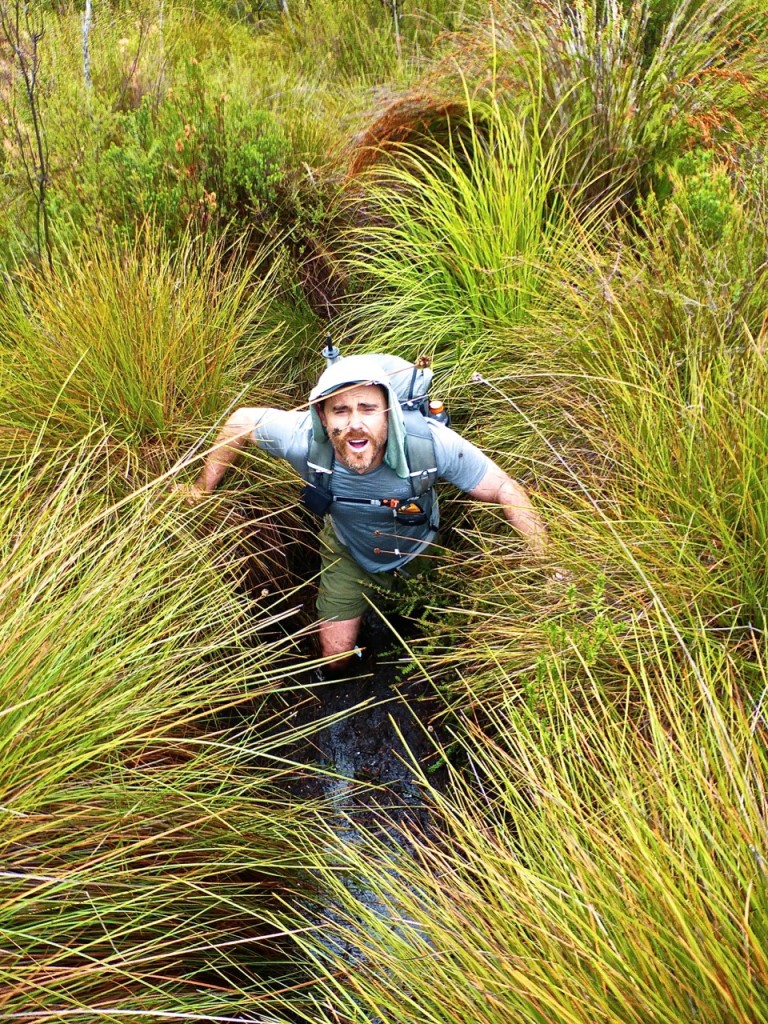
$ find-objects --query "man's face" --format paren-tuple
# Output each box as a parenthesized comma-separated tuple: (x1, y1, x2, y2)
(317, 383, 389, 474)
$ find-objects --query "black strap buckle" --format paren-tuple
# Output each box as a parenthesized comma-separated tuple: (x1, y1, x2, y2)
(300, 483, 334, 516)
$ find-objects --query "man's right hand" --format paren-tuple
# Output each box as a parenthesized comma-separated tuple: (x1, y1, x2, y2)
(174, 483, 208, 507)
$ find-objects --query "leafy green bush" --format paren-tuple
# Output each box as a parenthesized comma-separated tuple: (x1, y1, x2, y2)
(0, 2, 337, 260)
(647, 146, 738, 243)
(83, 58, 289, 237)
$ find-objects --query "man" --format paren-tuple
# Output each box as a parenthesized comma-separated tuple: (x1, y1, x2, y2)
(183, 353, 550, 669)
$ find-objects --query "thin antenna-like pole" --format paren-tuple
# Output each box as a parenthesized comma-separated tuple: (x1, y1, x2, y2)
(82, 0, 92, 87)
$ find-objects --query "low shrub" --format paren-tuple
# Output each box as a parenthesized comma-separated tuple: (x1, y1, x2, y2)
(92, 59, 290, 238)
(645, 146, 741, 243)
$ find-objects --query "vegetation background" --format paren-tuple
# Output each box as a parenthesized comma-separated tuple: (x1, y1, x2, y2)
(1, 0, 767, 1020)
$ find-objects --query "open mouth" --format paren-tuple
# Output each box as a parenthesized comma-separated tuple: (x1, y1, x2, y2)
(347, 438, 369, 452)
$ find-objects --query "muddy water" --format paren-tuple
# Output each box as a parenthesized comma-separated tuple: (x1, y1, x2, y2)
(276, 613, 447, 965)
(284, 614, 444, 826)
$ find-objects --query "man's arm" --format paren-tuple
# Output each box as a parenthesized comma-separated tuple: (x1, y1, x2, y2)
(185, 406, 271, 500)
(467, 464, 548, 559)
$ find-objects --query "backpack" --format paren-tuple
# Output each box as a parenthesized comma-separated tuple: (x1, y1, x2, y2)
(300, 352, 448, 522)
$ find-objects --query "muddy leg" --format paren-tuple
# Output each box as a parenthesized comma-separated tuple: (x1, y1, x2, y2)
(318, 616, 362, 670)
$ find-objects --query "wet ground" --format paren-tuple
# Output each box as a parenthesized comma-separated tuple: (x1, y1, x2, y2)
(273, 610, 449, 836)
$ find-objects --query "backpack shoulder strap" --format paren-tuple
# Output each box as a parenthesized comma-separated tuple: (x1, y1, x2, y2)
(402, 411, 438, 497)
(306, 436, 334, 492)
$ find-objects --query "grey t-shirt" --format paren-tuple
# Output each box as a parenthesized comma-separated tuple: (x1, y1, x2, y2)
(252, 410, 494, 573)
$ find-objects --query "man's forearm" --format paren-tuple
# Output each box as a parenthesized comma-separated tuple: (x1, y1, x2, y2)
(194, 411, 257, 494)
(497, 478, 548, 558)
(468, 466, 549, 558)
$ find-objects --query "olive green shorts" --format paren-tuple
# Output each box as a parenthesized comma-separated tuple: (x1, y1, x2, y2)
(316, 518, 435, 622)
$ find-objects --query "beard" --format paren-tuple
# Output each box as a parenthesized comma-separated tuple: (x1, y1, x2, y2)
(329, 426, 387, 474)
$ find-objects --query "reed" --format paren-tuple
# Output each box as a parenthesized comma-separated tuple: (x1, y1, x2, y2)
(285, 626, 768, 1024)
(0, 436, 321, 1017)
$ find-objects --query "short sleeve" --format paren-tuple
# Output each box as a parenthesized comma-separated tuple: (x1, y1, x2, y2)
(252, 410, 313, 478)
(429, 422, 496, 493)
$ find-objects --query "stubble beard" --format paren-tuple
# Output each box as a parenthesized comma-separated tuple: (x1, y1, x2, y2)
(330, 428, 387, 474)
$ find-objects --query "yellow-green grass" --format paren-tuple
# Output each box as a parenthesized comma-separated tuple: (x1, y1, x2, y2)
(1, 1, 767, 1019)
(286, 625, 768, 1023)
(332, 88, 608, 366)
(0, 227, 313, 485)
(360, 155, 767, 713)
(0, 436, 323, 1017)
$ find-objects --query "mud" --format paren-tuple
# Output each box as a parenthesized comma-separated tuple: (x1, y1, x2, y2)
(275, 610, 448, 831)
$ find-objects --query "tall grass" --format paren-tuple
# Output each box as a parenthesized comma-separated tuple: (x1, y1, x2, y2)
(369, 145, 768, 713)
(333, 91, 603, 366)
(0, 436, 319, 1018)
(0, 227, 310, 482)
(2, 0, 767, 1018)
(286, 625, 768, 1023)
(260, 0, 483, 85)
(548, 196, 768, 626)
(2, 0, 389, 259)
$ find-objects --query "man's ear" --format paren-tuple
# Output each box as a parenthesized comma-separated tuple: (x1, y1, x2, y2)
(315, 401, 327, 427)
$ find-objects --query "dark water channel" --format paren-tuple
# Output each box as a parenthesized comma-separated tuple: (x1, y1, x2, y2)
(282, 611, 445, 825)
(272, 611, 448, 971)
